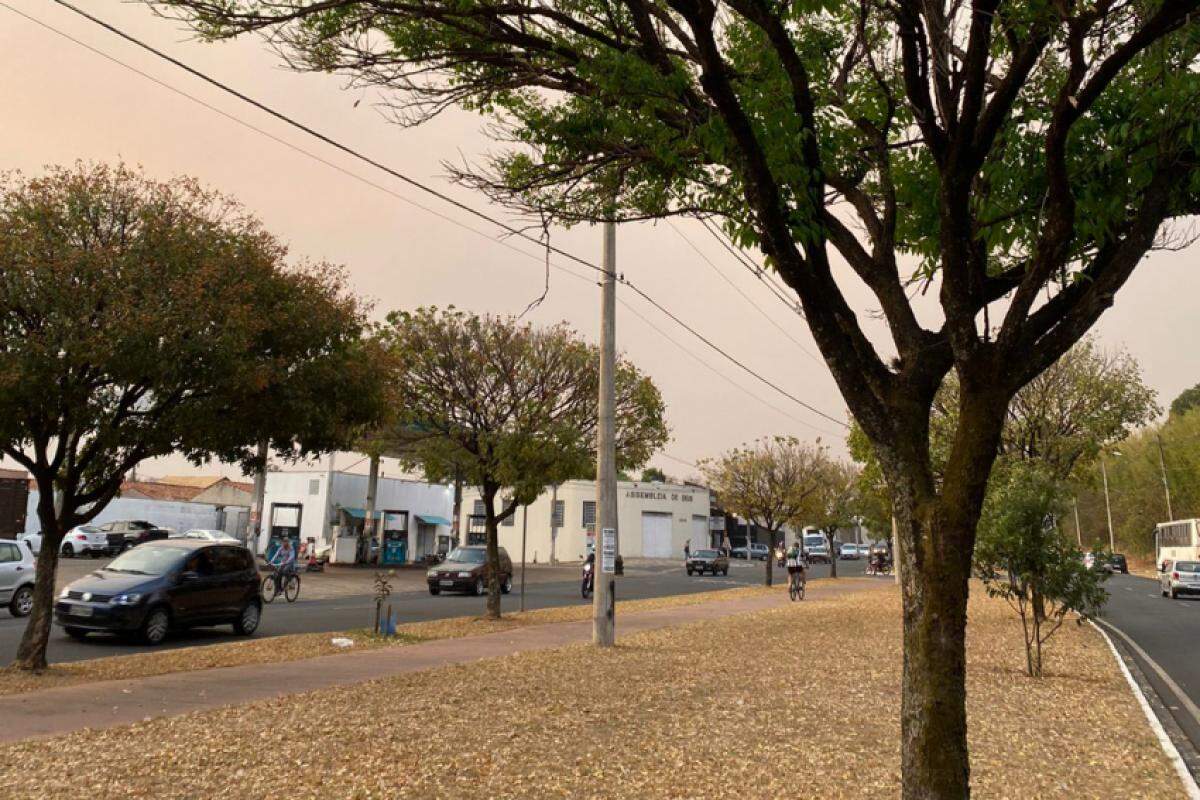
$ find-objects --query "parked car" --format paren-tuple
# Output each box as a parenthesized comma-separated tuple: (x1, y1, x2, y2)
(1161, 560, 1200, 599)
(686, 548, 730, 576)
(741, 543, 769, 561)
(54, 539, 261, 644)
(0, 538, 36, 617)
(1109, 553, 1129, 574)
(59, 525, 117, 558)
(1084, 552, 1113, 574)
(16, 531, 42, 555)
(804, 534, 831, 564)
(839, 543, 861, 560)
(177, 529, 240, 543)
(96, 520, 169, 552)
(426, 545, 513, 596)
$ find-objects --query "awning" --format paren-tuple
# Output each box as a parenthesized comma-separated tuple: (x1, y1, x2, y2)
(416, 514, 452, 526)
(340, 507, 367, 519)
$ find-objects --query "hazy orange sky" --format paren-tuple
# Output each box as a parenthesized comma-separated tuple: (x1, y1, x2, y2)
(3, 1, 1198, 483)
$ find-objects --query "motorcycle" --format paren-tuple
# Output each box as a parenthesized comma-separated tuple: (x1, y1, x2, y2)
(581, 559, 594, 599)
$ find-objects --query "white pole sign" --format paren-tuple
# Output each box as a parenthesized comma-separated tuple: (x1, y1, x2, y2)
(601, 527, 616, 574)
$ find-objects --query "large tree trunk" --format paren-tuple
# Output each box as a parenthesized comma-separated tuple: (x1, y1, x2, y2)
(765, 527, 773, 587)
(886, 388, 1006, 800)
(481, 485, 502, 620)
(828, 528, 838, 578)
(13, 495, 65, 671)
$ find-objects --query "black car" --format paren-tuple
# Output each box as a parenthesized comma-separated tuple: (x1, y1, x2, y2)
(54, 540, 262, 644)
(1110, 553, 1129, 574)
(97, 520, 170, 552)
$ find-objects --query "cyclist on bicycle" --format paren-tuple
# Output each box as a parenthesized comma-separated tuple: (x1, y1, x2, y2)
(269, 537, 297, 589)
(785, 541, 806, 583)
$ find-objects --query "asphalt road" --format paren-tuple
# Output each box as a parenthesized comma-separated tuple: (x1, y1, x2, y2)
(1099, 572, 1200, 753)
(0, 556, 869, 664)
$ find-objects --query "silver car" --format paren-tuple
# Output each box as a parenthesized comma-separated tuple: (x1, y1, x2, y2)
(1161, 560, 1200, 599)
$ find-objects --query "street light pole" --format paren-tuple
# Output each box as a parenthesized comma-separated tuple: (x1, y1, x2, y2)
(1101, 457, 1115, 552)
(1156, 434, 1175, 520)
(520, 504, 528, 613)
(1073, 497, 1082, 548)
(593, 218, 617, 648)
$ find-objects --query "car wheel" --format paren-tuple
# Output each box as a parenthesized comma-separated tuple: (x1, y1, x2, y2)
(233, 601, 261, 636)
(61, 543, 74, 558)
(429, 585, 440, 596)
(9, 585, 34, 617)
(141, 607, 170, 645)
(501, 575, 513, 595)
(474, 578, 485, 596)
(686, 567, 693, 576)
(1170, 587, 1178, 600)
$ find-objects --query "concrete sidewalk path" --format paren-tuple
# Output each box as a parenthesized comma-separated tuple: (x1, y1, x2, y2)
(0, 578, 884, 743)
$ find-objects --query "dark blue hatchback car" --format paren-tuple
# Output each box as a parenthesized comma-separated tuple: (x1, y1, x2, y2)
(55, 539, 261, 645)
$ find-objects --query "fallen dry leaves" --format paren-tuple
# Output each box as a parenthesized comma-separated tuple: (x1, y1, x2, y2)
(0, 583, 1180, 799)
(0, 584, 777, 696)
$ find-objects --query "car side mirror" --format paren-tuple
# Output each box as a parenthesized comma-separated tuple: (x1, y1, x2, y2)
(179, 570, 199, 582)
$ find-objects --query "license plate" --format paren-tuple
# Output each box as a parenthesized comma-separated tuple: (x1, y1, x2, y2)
(440, 580, 454, 587)
(73, 605, 93, 617)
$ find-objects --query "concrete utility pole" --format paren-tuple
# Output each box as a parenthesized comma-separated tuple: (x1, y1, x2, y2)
(1157, 435, 1175, 521)
(550, 484, 559, 565)
(364, 454, 380, 563)
(452, 473, 466, 547)
(249, 439, 268, 552)
(1101, 457, 1115, 552)
(593, 219, 618, 648)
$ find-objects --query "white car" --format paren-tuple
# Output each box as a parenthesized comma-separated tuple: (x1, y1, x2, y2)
(59, 525, 115, 558)
(179, 529, 239, 543)
(16, 531, 42, 555)
(0, 539, 37, 616)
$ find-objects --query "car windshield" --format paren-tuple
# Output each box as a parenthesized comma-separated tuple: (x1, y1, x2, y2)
(804, 536, 825, 547)
(1175, 561, 1200, 573)
(104, 545, 186, 576)
(694, 550, 719, 558)
(446, 548, 486, 564)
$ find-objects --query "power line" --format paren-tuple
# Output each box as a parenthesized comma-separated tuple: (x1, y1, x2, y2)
(699, 218, 804, 316)
(13, 0, 848, 431)
(668, 220, 823, 365)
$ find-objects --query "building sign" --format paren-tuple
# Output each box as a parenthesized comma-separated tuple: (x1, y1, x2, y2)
(625, 490, 695, 503)
(600, 527, 616, 574)
(709, 516, 725, 531)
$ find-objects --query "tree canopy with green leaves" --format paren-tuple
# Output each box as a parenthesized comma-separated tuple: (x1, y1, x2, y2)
(152, 2, 1200, 794)
(1171, 383, 1200, 419)
(376, 307, 668, 618)
(0, 162, 384, 670)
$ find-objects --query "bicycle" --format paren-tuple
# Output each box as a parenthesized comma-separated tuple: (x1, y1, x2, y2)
(261, 566, 300, 603)
(788, 567, 806, 602)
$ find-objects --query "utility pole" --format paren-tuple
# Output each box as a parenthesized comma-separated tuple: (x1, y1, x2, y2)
(593, 218, 618, 648)
(1101, 457, 1115, 552)
(1157, 435, 1175, 520)
(1073, 497, 1082, 548)
(364, 454, 380, 564)
(248, 439, 268, 553)
(550, 484, 559, 565)
(520, 504, 528, 613)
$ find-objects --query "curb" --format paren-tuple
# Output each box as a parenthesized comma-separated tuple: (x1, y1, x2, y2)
(1091, 619, 1200, 800)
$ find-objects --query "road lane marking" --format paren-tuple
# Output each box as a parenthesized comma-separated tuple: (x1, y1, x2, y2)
(1092, 620, 1200, 800)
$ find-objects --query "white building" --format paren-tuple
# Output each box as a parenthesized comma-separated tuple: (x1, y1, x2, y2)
(259, 470, 454, 563)
(460, 479, 713, 563)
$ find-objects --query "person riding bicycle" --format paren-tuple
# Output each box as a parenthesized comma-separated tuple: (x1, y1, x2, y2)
(269, 537, 297, 590)
(785, 541, 806, 578)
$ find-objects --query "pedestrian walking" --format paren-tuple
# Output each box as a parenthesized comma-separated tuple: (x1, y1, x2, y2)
(684, 539, 691, 559)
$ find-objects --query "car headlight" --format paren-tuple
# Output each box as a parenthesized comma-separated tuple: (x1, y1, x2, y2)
(458, 571, 472, 578)
(112, 593, 143, 605)
(60, 587, 70, 598)
(426, 570, 438, 578)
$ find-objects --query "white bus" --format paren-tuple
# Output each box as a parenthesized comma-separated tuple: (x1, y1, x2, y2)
(1155, 519, 1200, 570)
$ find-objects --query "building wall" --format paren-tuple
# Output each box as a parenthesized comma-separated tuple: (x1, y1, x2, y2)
(23, 491, 223, 535)
(260, 471, 454, 557)
(192, 481, 254, 507)
(459, 480, 712, 562)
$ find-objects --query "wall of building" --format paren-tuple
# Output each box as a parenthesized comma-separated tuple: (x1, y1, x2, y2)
(259, 471, 453, 558)
(459, 480, 712, 562)
(23, 491, 224, 535)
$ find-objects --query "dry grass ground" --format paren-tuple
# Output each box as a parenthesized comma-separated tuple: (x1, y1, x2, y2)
(0, 584, 776, 696)
(0, 584, 1178, 799)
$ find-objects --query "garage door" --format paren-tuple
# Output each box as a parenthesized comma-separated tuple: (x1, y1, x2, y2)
(641, 512, 673, 559)
(692, 515, 709, 550)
